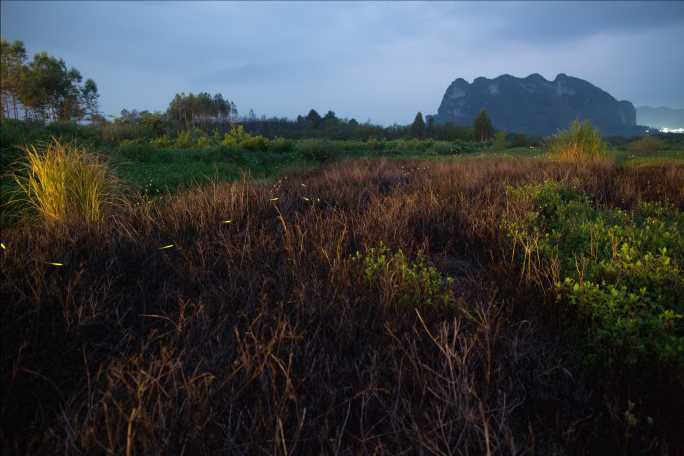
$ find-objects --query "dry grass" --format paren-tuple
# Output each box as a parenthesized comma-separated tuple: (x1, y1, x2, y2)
(10, 139, 116, 225)
(1, 158, 683, 454)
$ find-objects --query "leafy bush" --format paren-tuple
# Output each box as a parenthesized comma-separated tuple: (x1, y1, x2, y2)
(546, 120, 607, 162)
(11, 139, 116, 224)
(510, 133, 531, 148)
(504, 182, 683, 369)
(629, 136, 665, 154)
(297, 139, 340, 162)
(366, 137, 386, 151)
(116, 142, 160, 162)
(491, 130, 509, 151)
(268, 137, 293, 153)
(353, 242, 454, 308)
(240, 134, 269, 152)
(428, 142, 457, 155)
(150, 135, 174, 148)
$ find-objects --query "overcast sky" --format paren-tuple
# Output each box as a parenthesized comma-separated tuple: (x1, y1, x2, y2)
(2, 1, 683, 125)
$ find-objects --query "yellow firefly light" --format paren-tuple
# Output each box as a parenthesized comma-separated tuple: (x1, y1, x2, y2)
(46, 262, 64, 266)
(0, 242, 6, 250)
(221, 220, 232, 224)
(159, 244, 175, 250)
(270, 197, 279, 201)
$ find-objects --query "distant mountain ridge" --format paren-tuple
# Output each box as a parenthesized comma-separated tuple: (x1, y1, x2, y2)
(432, 73, 646, 137)
(637, 106, 684, 130)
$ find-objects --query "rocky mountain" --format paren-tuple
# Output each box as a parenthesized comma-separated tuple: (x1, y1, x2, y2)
(433, 73, 645, 137)
(637, 106, 684, 130)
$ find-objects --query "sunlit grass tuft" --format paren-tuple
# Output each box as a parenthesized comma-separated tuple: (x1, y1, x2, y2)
(12, 139, 116, 225)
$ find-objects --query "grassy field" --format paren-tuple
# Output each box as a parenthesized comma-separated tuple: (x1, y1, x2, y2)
(1, 123, 684, 453)
(105, 142, 684, 194)
(2, 153, 684, 454)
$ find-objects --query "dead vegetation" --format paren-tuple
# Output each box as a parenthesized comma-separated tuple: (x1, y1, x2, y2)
(1, 158, 683, 454)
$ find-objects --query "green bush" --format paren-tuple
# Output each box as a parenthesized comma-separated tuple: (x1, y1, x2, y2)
(268, 137, 293, 153)
(510, 133, 530, 148)
(297, 139, 340, 162)
(504, 182, 684, 370)
(366, 137, 386, 151)
(491, 130, 509, 151)
(353, 242, 454, 308)
(240, 134, 269, 152)
(428, 142, 457, 155)
(546, 120, 607, 162)
(629, 136, 665, 154)
(116, 142, 160, 162)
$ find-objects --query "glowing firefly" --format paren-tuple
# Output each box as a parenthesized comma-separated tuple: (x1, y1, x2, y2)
(46, 262, 64, 266)
(159, 244, 175, 250)
(221, 220, 232, 224)
(0, 242, 6, 250)
(270, 197, 279, 202)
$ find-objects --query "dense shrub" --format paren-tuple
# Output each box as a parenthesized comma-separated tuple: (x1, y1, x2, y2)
(504, 181, 683, 370)
(268, 136, 293, 153)
(491, 130, 509, 150)
(297, 138, 341, 161)
(353, 242, 454, 308)
(629, 136, 666, 154)
(547, 120, 607, 161)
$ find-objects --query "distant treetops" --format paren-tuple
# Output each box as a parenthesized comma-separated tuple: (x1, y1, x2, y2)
(167, 92, 237, 129)
(0, 38, 99, 122)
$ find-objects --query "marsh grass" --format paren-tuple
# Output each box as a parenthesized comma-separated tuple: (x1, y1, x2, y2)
(11, 139, 116, 225)
(547, 120, 607, 162)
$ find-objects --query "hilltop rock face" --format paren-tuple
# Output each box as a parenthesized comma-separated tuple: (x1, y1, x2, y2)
(433, 73, 644, 136)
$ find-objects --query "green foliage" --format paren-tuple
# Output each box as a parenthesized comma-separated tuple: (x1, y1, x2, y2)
(504, 182, 684, 369)
(546, 120, 607, 162)
(268, 137, 293, 153)
(167, 92, 236, 129)
(491, 130, 509, 150)
(1, 119, 100, 171)
(0, 39, 99, 122)
(510, 133, 532, 148)
(353, 242, 454, 308)
(473, 109, 494, 142)
(629, 136, 665, 154)
(410, 112, 426, 139)
(297, 139, 341, 162)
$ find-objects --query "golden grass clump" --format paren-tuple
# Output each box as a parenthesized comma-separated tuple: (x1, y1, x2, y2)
(13, 139, 115, 225)
(547, 120, 607, 162)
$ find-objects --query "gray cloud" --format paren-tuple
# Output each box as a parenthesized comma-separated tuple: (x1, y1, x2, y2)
(2, 1, 682, 124)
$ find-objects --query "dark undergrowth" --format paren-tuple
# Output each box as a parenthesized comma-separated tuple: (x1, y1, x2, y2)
(1, 158, 683, 454)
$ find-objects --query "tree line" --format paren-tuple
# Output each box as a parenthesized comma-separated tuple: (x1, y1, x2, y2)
(167, 92, 237, 129)
(1, 36, 512, 143)
(0, 38, 99, 122)
(105, 103, 503, 143)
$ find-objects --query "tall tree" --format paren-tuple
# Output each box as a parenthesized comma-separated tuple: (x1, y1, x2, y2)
(0, 39, 27, 120)
(80, 79, 99, 120)
(473, 109, 493, 142)
(411, 112, 426, 139)
(306, 109, 322, 129)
